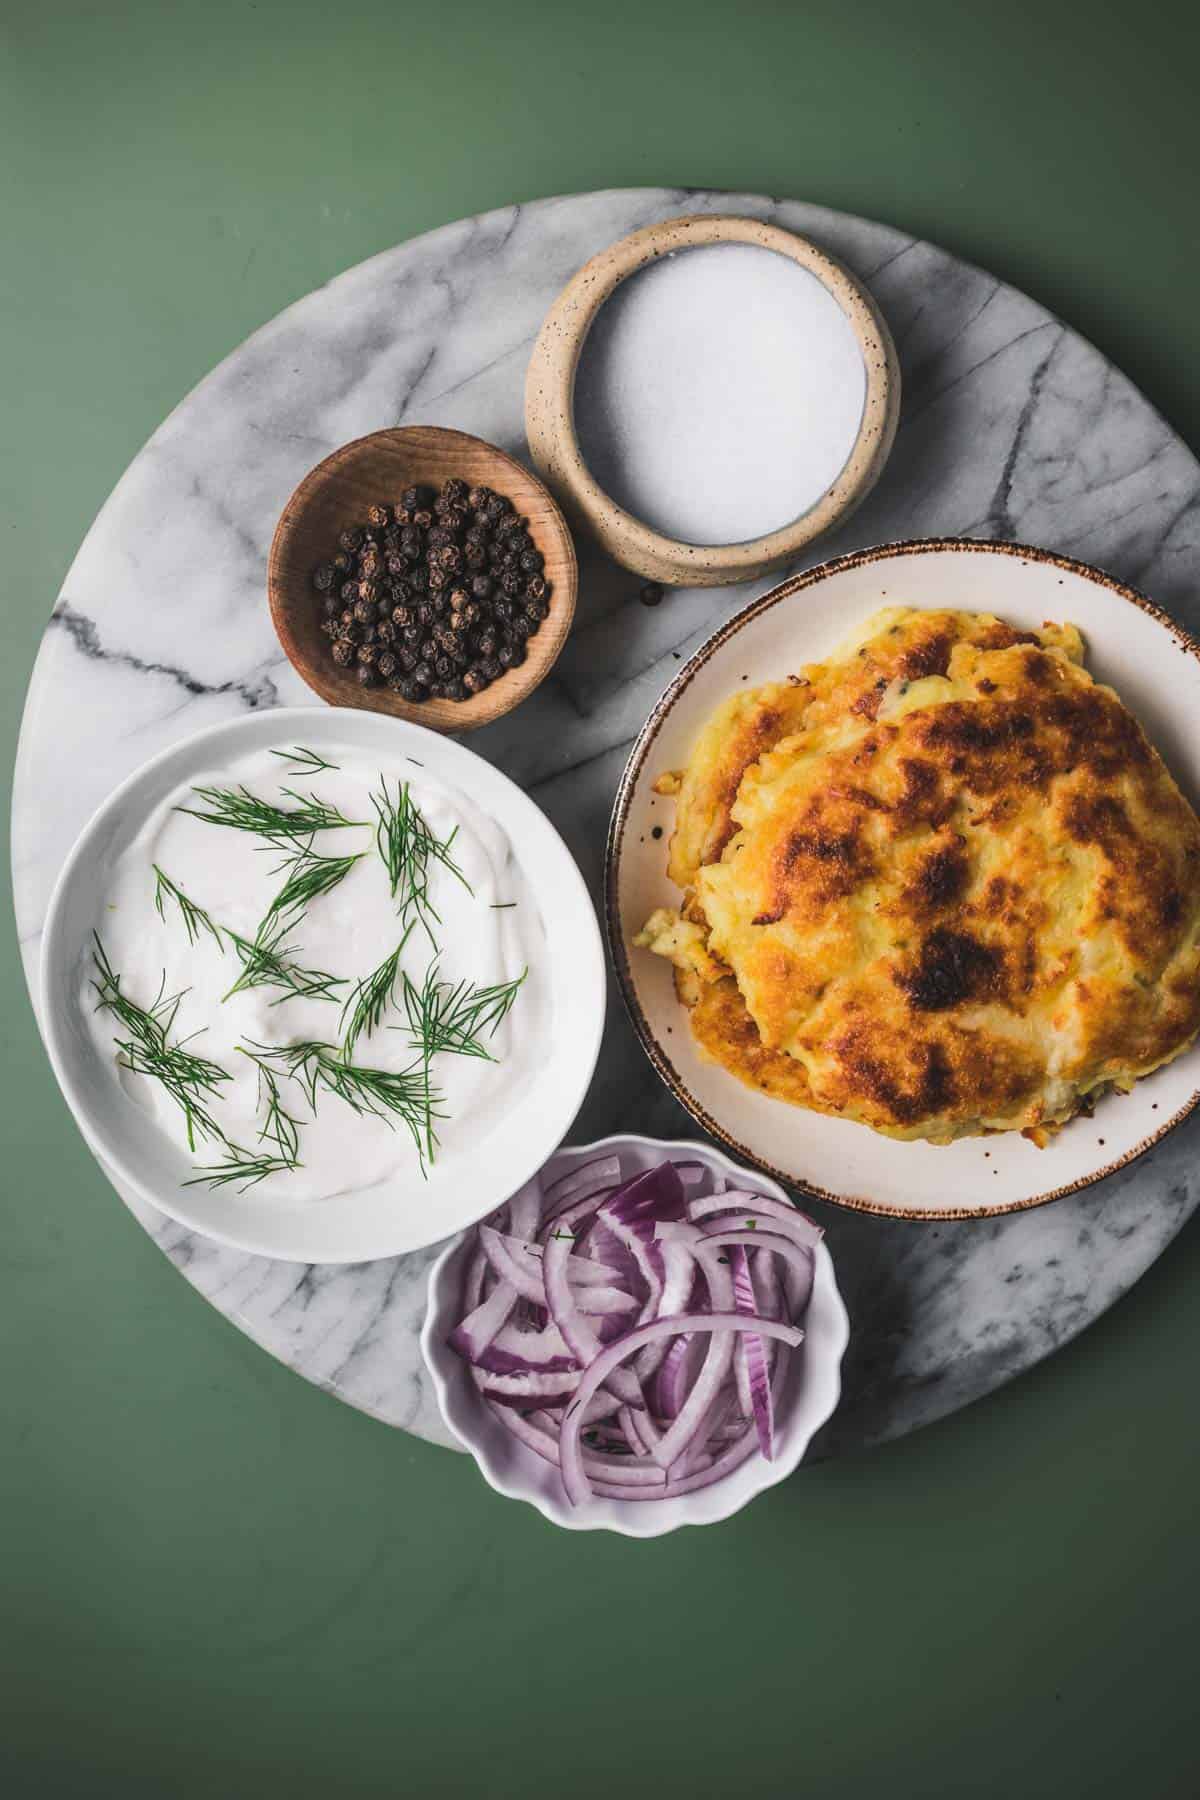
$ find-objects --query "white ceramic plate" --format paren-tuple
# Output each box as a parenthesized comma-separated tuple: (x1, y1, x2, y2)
(40, 707, 605, 1263)
(606, 540, 1200, 1220)
(421, 1135, 849, 1537)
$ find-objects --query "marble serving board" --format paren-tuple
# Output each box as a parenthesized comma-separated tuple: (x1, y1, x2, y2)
(14, 189, 1200, 1459)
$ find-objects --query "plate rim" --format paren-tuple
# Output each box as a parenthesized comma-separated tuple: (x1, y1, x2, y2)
(604, 536, 1200, 1222)
(40, 704, 607, 1263)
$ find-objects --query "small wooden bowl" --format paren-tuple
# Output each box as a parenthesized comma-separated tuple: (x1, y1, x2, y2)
(525, 214, 900, 588)
(268, 427, 578, 732)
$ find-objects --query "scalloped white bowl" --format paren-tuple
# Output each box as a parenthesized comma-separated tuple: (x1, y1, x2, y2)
(421, 1134, 849, 1538)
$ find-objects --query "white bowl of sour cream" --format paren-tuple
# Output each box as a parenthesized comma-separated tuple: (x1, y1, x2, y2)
(39, 707, 606, 1263)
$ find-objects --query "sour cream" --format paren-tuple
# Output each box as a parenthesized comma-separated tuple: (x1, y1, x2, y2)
(85, 744, 545, 1202)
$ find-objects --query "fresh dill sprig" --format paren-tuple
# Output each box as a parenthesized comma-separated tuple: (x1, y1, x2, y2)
(222, 926, 345, 1005)
(370, 779, 471, 943)
(236, 1047, 303, 1167)
(250, 1039, 440, 1165)
(399, 964, 527, 1061)
(91, 936, 230, 1151)
(339, 933, 412, 1064)
(397, 963, 526, 1163)
(185, 1146, 298, 1191)
(269, 746, 340, 774)
(152, 866, 224, 950)
(177, 783, 362, 846)
(151, 867, 345, 1007)
(258, 847, 363, 937)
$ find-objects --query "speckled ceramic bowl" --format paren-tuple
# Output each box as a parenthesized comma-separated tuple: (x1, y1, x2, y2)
(525, 214, 899, 587)
(421, 1134, 849, 1538)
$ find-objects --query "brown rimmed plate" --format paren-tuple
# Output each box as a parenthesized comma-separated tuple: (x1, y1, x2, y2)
(605, 539, 1200, 1220)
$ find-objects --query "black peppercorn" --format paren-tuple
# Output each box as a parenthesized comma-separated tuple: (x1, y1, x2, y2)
(399, 677, 425, 702)
(639, 582, 665, 607)
(357, 663, 378, 687)
(316, 476, 539, 699)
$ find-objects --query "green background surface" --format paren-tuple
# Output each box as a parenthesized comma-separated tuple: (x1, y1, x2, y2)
(3, 1, 1199, 1794)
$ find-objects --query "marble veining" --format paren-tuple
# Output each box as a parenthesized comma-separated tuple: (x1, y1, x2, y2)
(13, 189, 1200, 1458)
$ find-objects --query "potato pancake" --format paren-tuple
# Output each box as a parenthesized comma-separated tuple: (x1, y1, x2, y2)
(635, 606, 1200, 1143)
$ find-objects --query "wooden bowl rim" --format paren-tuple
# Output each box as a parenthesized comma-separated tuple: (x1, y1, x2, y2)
(267, 425, 578, 733)
(524, 214, 900, 587)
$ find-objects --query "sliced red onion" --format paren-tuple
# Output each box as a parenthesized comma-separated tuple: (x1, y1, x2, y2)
(450, 1153, 823, 1512)
(488, 1402, 668, 1487)
(653, 1335, 686, 1419)
(473, 1366, 581, 1406)
(539, 1153, 623, 1215)
(602, 1162, 688, 1234)
(478, 1226, 631, 1315)
(618, 1403, 662, 1459)
(468, 1317, 576, 1376)
(559, 1313, 803, 1506)
(730, 1246, 774, 1460)
(686, 1189, 823, 1246)
(543, 1221, 643, 1408)
(505, 1175, 543, 1245)
(447, 1278, 518, 1363)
